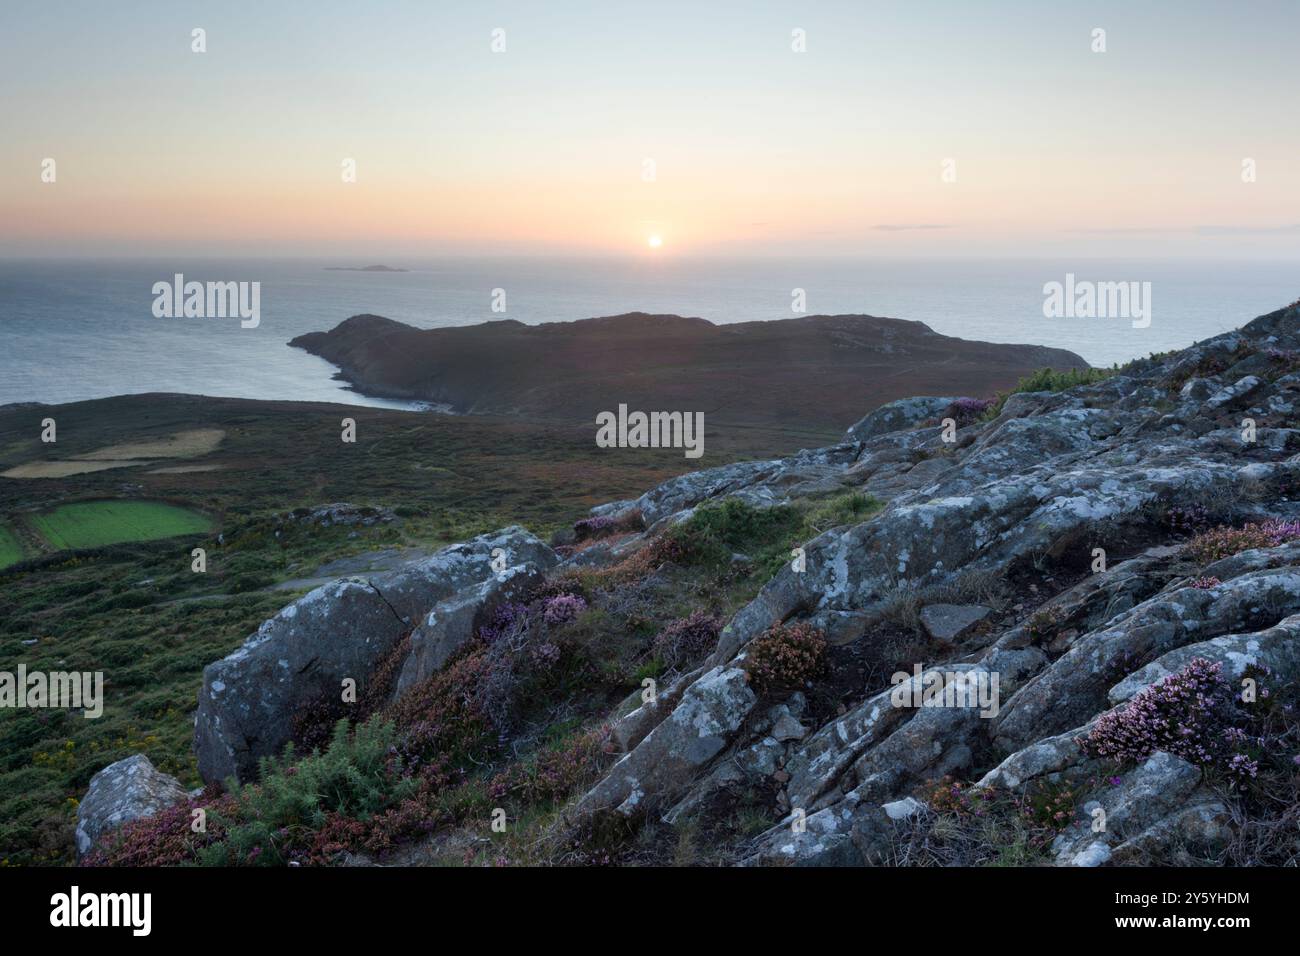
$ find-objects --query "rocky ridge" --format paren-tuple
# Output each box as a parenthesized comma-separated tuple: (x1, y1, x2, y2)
(83, 301, 1300, 865)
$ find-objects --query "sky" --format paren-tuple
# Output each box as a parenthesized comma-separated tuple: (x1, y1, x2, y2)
(1, 0, 1298, 259)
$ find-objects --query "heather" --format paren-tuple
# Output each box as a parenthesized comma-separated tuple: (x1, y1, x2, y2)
(1082, 656, 1271, 791)
(652, 611, 723, 671)
(743, 622, 827, 696)
(1183, 519, 1300, 563)
(946, 397, 996, 424)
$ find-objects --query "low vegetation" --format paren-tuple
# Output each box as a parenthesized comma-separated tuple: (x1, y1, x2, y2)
(0, 394, 780, 866)
(984, 365, 1118, 419)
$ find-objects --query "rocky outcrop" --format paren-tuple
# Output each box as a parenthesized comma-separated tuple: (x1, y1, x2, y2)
(567, 300, 1300, 866)
(843, 396, 957, 443)
(194, 526, 556, 784)
(75, 755, 187, 859)
(176, 299, 1300, 867)
(574, 666, 756, 818)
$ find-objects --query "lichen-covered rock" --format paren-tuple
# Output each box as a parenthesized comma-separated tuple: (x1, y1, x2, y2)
(195, 526, 556, 784)
(573, 665, 756, 817)
(75, 755, 187, 859)
(562, 302, 1300, 864)
(843, 396, 958, 443)
(1050, 751, 1203, 866)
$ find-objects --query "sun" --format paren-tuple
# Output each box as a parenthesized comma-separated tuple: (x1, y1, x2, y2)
(647, 235, 663, 249)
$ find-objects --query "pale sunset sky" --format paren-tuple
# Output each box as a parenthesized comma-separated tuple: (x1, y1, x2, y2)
(1, 0, 1297, 258)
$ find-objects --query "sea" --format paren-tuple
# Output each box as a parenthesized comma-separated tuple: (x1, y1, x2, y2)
(0, 257, 1295, 409)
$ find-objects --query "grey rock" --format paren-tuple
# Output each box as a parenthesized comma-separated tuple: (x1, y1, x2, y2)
(195, 526, 556, 785)
(772, 711, 808, 742)
(843, 396, 958, 443)
(882, 796, 926, 820)
(393, 562, 546, 697)
(573, 665, 756, 817)
(75, 755, 187, 859)
(919, 603, 991, 641)
(1050, 751, 1202, 865)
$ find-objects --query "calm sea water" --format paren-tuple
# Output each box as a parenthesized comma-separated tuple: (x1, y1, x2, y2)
(0, 257, 1295, 408)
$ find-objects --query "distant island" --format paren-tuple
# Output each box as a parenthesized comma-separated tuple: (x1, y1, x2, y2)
(290, 312, 1089, 441)
(324, 265, 409, 272)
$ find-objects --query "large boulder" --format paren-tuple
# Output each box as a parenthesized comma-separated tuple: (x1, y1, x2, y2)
(195, 526, 556, 785)
(75, 755, 187, 859)
(393, 562, 546, 697)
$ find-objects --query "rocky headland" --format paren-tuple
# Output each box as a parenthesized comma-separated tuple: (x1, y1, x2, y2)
(289, 312, 1089, 440)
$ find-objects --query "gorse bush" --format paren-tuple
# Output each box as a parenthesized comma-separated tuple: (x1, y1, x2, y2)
(92, 718, 420, 867)
(985, 366, 1117, 418)
(196, 718, 408, 866)
(743, 622, 827, 696)
(666, 498, 804, 571)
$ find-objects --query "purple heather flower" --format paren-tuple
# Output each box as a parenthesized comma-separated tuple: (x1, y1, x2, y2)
(542, 593, 587, 626)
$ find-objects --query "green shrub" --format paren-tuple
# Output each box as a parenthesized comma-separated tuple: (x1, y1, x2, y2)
(667, 499, 802, 569)
(985, 366, 1117, 419)
(196, 718, 409, 866)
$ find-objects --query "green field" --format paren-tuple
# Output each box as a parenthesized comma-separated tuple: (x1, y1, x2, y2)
(0, 522, 22, 569)
(28, 501, 213, 551)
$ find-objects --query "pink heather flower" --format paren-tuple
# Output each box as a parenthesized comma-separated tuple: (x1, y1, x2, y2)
(542, 593, 587, 626)
(1080, 657, 1229, 766)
